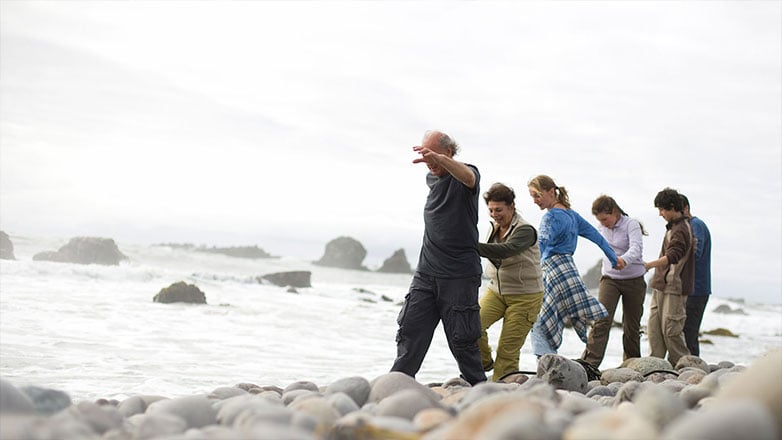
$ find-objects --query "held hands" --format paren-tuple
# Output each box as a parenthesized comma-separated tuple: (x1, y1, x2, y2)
(614, 257, 627, 270)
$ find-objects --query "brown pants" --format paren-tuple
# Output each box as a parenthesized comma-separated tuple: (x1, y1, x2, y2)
(647, 288, 690, 366)
(581, 276, 646, 368)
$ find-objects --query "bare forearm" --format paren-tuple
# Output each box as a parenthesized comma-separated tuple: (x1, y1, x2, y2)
(644, 256, 668, 271)
(439, 156, 476, 188)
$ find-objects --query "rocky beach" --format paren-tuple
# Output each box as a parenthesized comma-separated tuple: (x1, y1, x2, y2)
(1, 234, 781, 439)
(2, 350, 781, 439)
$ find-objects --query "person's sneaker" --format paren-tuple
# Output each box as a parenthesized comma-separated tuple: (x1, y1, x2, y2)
(483, 360, 494, 372)
(573, 358, 602, 381)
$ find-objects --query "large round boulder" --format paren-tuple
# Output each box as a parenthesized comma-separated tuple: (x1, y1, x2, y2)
(153, 282, 207, 304)
(32, 237, 127, 265)
(376, 249, 413, 274)
(313, 236, 367, 270)
(0, 231, 15, 260)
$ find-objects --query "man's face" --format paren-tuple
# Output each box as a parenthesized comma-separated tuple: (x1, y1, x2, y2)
(658, 207, 681, 223)
(421, 135, 450, 176)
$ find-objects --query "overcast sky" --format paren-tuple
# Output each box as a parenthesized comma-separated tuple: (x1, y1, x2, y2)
(1, 1, 780, 303)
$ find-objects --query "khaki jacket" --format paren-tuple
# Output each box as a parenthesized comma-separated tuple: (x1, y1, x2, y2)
(479, 212, 544, 295)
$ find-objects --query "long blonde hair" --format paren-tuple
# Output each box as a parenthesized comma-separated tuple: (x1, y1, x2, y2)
(528, 175, 570, 209)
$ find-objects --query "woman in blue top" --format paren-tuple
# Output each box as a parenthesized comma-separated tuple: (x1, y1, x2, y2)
(527, 175, 623, 358)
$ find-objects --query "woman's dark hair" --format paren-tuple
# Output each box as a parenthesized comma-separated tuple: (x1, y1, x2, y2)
(483, 182, 516, 206)
(592, 194, 648, 235)
(654, 187, 684, 212)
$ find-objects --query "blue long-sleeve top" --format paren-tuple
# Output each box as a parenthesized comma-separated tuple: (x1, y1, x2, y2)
(539, 208, 618, 268)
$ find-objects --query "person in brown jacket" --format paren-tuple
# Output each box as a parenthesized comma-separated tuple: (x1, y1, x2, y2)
(644, 188, 696, 366)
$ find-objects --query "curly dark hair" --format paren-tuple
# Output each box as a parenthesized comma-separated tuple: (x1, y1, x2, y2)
(483, 183, 516, 206)
(654, 188, 684, 212)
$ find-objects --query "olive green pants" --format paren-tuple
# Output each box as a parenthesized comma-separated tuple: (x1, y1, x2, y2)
(478, 289, 543, 381)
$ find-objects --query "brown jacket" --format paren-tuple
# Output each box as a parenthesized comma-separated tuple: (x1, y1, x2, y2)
(650, 216, 696, 295)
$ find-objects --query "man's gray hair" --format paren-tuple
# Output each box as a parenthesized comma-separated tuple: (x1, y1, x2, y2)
(424, 130, 460, 156)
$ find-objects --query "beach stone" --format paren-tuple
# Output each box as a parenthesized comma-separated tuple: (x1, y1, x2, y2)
(658, 378, 688, 394)
(324, 376, 371, 407)
(325, 392, 360, 416)
(703, 327, 739, 337)
(442, 376, 470, 388)
(116, 395, 167, 418)
(675, 355, 710, 372)
(284, 380, 320, 394)
(679, 384, 713, 408)
(330, 412, 416, 440)
(614, 381, 654, 404)
(677, 368, 707, 384)
(28, 411, 98, 439)
(586, 385, 615, 398)
(600, 367, 643, 385)
(20, 385, 72, 415)
(453, 381, 511, 411)
(645, 371, 679, 383)
(0, 231, 15, 259)
(289, 396, 341, 435)
(0, 379, 36, 414)
(368, 372, 440, 404)
(713, 348, 782, 436)
(62, 401, 124, 435)
(230, 404, 295, 431)
(412, 407, 453, 432)
(373, 388, 442, 420)
(146, 395, 218, 429)
(564, 405, 657, 440)
(537, 354, 588, 393)
(518, 377, 561, 403)
(283, 389, 320, 406)
(208, 386, 248, 400)
(260, 271, 312, 288)
(153, 281, 207, 304)
(376, 249, 413, 274)
(633, 383, 686, 429)
(717, 360, 735, 369)
(435, 392, 550, 440)
(558, 390, 602, 415)
(621, 357, 674, 376)
(498, 372, 530, 385)
(213, 394, 285, 426)
(474, 408, 558, 440)
(32, 236, 128, 265)
(313, 236, 368, 270)
(237, 421, 318, 440)
(131, 412, 187, 439)
(661, 399, 777, 440)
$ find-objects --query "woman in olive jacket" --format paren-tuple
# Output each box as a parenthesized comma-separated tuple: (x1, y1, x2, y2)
(478, 183, 544, 381)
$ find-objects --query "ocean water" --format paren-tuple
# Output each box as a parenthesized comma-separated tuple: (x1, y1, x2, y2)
(1, 235, 780, 402)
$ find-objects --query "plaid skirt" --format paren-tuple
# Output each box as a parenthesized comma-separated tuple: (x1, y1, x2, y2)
(537, 253, 608, 350)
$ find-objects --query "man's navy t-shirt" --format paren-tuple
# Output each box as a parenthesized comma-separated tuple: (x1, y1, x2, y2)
(416, 164, 482, 278)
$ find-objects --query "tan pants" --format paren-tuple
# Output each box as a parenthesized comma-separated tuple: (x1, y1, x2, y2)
(647, 288, 690, 366)
(478, 289, 543, 381)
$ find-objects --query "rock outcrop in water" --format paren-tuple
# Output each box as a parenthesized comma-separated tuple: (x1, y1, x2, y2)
(0, 231, 15, 260)
(581, 259, 602, 290)
(32, 237, 127, 266)
(260, 271, 312, 288)
(1, 350, 780, 439)
(376, 249, 413, 274)
(153, 281, 207, 304)
(313, 236, 368, 271)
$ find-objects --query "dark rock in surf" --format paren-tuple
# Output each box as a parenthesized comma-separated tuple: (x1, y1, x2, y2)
(582, 259, 602, 290)
(199, 245, 275, 259)
(376, 249, 413, 274)
(260, 271, 312, 288)
(313, 236, 368, 271)
(32, 237, 127, 266)
(0, 231, 15, 260)
(153, 281, 207, 304)
(712, 304, 748, 315)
